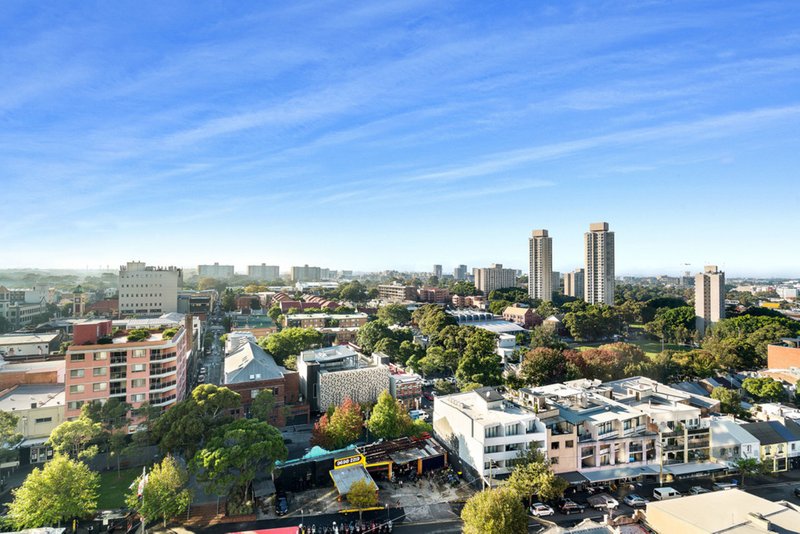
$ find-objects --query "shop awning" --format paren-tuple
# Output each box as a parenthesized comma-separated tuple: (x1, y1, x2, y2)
(559, 471, 588, 485)
(662, 462, 728, 477)
(329, 465, 377, 495)
(581, 465, 658, 483)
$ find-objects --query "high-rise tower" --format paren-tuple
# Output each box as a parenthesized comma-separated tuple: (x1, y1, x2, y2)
(584, 222, 615, 305)
(528, 230, 553, 302)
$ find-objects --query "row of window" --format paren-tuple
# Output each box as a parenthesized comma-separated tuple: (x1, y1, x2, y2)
(71, 349, 147, 362)
(70, 364, 146, 378)
(67, 391, 150, 411)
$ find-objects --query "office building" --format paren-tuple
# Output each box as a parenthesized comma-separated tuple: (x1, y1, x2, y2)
(584, 222, 615, 305)
(64, 317, 192, 423)
(291, 265, 322, 282)
(564, 268, 585, 300)
(528, 230, 553, 302)
(695, 265, 725, 337)
(453, 265, 468, 280)
(247, 264, 280, 281)
(432, 264, 442, 278)
(197, 263, 235, 279)
(473, 264, 517, 295)
(433, 387, 547, 485)
(118, 261, 182, 317)
(282, 312, 368, 329)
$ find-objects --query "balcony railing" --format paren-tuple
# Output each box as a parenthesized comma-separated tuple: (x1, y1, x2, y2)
(150, 352, 177, 362)
(149, 394, 177, 407)
(110, 388, 127, 397)
(149, 366, 177, 378)
(150, 380, 177, 392)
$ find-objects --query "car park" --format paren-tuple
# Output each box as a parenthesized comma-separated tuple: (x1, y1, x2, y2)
(558, 499, 586, 514)
(529, 503, 554, 517)
(623, 494, 648, 507)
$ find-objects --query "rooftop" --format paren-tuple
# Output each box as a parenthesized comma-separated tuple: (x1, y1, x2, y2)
(438, 388, 540, 426)
(288, 313, 368, 320)
(741, 421, 792, 446)
(710, 418, 759, 447)
(300, 345, 358, 363)
(0, 384, 65, 411)
(0, 332, 61, 345)
(224, 341, 285, 384)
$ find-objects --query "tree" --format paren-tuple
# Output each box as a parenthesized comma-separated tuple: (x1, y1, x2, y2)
(250, 389, 276, 422)
(711, 387, 743, 416)
(126, 328, 151, 342)
(311, 398, 364, 450)
(412, 304, 456, 339)
(367, 390, 414, 439)
(461, 488, 528, 534)
(563, 305, 623, 341)
(450, 281, 478, 296)
(0, 411, 22, 449)
(347, 479, 378, 520)
(267, 305, 282, 324)
(435, 379, 459, 395)
(221, 289, 236, 311)
(259, 327, 323, 365)
(518, 347, 577, 386)
(377, 303, 412, 325)
(742, 377, 786, 401)
(733, 457, 764, 487)
(7, 455, 99, 529)
(0, 316, 12, 334)
(191, 419, 287, 503)
(127, 455, 192, 528)
(339, 281, 368, 303)
(47, 414, 102, 460)
(528, 325, 567, 350)
(644, 306, 695, 344)
(702, 315, 800, 369)
(567, 342, 646, 382)
(456, 328, 502, 386)
(151, 384, 241, 457)
(356, 320, 392, 354)
(507, 459, 568, 506)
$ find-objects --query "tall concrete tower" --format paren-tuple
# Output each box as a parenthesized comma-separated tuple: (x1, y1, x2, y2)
(695, 265, 725, 337)
(528, 229, 553, 302)
(584, 222, 615, 305)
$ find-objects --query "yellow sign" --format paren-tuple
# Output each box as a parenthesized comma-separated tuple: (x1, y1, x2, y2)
(334, 454, 365, 469)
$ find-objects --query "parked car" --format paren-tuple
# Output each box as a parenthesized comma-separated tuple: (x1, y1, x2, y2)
(275, 492, 290, 516)
(712, 481, 738, 491)
(794, 487, 800, 498)
(688, 486, 710, 495)
(423, 392, 434, 401)
(197, 375, 206, 383)
(529, 503, 554, 517)
(559, 499, 586, 515)
(623, 494, 648, 507)
(587, 493, 619, 510)
(653, 487, 681, 501)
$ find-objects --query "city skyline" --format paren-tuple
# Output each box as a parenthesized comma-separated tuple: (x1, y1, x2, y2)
(2, 2, 799, 276)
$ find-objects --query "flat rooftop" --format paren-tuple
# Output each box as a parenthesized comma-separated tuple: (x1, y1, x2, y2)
(439, 389, 539, 426)
(0, 332, 60, 345)
(0, 384, 65, 411)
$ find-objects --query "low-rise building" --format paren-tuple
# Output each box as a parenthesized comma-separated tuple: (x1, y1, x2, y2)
(768, 338, 800, 369)
(388, 371, 423, 410)
(417, 287, 450, 304)
(0, 384, 65, 465)
(0, 286, 48, 328)
(378, 284, 417, 302)
(298, 346, 390, 412)
(451, 295, 487, 309)
(0, 360, 65, 390)
(502, 306, 541, 328)
(709, 418, 760, 466)
(0, 332, 64, 360)
(223, 340, 308, 426)
(741, 420, 792, 472)
(433, 387, 546, 485)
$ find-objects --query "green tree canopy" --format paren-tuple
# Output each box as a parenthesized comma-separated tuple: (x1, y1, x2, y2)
(191, 418, 287, 501)
(644, 306, 695, 344)
(377, 303, 412, 325)
(47, 414, 103, 460)
(356, 320, 392, 354)
(347, 478, 378, 520)
(563, 304, 623, 341)
(127, 455, 192, 527)
(367, 390, 413, 439)
(258, 327, 323, 365)
(518, 347, 578, 386)
(711, 387, 743, 416)
(339, 281, 368, 302)
(456, 328, 502, 386)
(461, 488, 528, 534)
(450, 281, 478, 296)
(412, 304, 456, 340)
(702, 315, 800, 369)
(8, 455, 99, 529)
(742, 377, 786, 401)
(507, 457, 568, 506)
(151, 384, 241, 457)
(250, 388, 276, 422)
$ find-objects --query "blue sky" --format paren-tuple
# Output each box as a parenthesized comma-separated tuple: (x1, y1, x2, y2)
(2, 1, 799, 277)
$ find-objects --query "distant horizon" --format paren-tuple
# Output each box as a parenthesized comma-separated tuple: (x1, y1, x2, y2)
(3, 2, 799, 277)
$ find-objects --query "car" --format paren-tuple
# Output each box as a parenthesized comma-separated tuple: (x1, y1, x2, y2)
(794, 487, 800, 498)
(688, 486, 710, 495)
(587, 493, 619, 510)
(712, 481, 738, 491)
(558, 499, 586, 515)
(423, 392, 434, 401)
(275, 492, 289, 516)
(623, 494, 648, 507)
(529, 503, 554, 517)
(197, 375, 206, 383)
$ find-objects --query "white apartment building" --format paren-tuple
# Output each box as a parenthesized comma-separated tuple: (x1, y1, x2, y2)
(695, 265, 725, 336)
(198, 263, 235, 279)
(564, 268, 585, 300)
(433, 387, 546, 484)
(247, 264, 280, 280)
(584, 222, 615, 305)
(118, 261, 182, 317)
(473, 264, 517, 295)
(528, 229, 553, 302)
(291, 265, 322, 282)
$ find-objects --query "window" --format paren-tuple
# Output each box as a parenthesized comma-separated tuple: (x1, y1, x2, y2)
(130, 378, 146, 388)
(484, 445, 501, 453)
(94, 352, 108, 361)
(67, 401, 84, 410)
(505, 424, 519, 436)
(551, 442, 560, 450)
(132, 364, 146, 372)
(565, 440, 574, 448)
(70, 369, 85, 378)
(93, 383, 107, 392)
(130, 393, 145, 402)
(251, 389, 260, 399)
(132, 349, 145, 358)
(70, 353, 85, 362)
(69, 385, 85, 394)
(93, 367, 107, 377)
(485, 425, 500, 438)
(34, 417, 52, 424)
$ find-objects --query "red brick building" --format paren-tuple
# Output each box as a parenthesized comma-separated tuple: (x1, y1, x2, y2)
(768, 338, 800, 369)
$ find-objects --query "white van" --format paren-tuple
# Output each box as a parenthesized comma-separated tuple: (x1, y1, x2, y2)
(653, 487, 681, 501)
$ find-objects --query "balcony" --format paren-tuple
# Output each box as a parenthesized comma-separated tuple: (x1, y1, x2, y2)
(629, 444, 643, 453)
(150, 352, 177, 362)
(110, 388, 127, 397)
(110, 372, 127, 381)
(150, 380, 177, 393)
(149, 366, 177, 378)
(149, 394, 177, 407)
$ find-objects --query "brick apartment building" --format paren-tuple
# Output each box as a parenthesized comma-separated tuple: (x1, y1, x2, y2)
(64, 318, 192, 424)
(417, 287, 450, 304)
(502, 306, 542, 328)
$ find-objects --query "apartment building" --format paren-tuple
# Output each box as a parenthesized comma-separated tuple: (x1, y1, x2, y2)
(64, 318, 191, 424)
(453, 265, 468, 280)
(417, 287, 450, 303)
(118, 261, 182, 317)
(388, 371, 423, 410)
(584, 222, 615, 306)
(198, 263, 235, 279)
(710, 418, 760, 466)
(564, 268, 585, 300)
(291, 265, 322, 282)
(433, 387, 547, 485)
(432, 265, 442, 279)
(377, 284, 417, 302)
(695, 265, 725, 336)
(298, 346, 390, 412)
(741, 421, 793, 472)
(282, 313, 368, 329)
(528, 230, 553, 302)
(247, 264, 280, 280)
(473, 264, 517, 295)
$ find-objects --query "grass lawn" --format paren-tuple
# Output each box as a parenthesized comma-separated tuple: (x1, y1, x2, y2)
(97, 467, 141, 510)
(572, 337, 690, 357)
